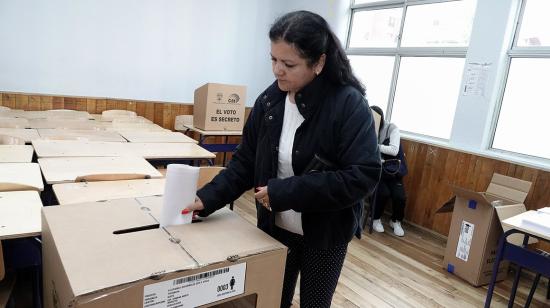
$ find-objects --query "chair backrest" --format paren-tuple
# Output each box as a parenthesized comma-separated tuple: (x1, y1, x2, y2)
(197, 166, 224, 189)
(174, 115, 193, 131)
(370, 108, 381, 137)
(0, 134, 25, 145)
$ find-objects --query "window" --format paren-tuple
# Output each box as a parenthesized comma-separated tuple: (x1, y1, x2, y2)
(348, 8, 403, 48)
(392, 57, 465, 139)
(349, 55, 394, 113)
(347, 0, 476, 139)
(492, 0, 550, 160)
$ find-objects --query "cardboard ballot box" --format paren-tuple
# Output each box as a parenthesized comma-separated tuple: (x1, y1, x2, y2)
(193, 83, 247, 131)
(438, 173, 532, 286)
(42, 197, 286, 308)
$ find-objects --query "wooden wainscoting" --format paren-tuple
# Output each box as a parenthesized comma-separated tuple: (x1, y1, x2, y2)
(401, 139, 550, 251)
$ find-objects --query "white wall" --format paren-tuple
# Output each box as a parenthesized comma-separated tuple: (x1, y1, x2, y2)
(450, 0, 520, 151)
(0, 0, 279, 105)
(271, 0, 352, 45)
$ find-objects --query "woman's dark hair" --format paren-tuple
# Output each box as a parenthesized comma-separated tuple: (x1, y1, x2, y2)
(269, 10, 366, 96)
(370, 105, 385, 129)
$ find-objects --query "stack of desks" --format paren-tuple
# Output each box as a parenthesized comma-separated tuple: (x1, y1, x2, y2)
(119, 131, 197, 143)
(37, 129, 127, 142)
(0, 109, 219, 306)
(0, 146, 43, 307)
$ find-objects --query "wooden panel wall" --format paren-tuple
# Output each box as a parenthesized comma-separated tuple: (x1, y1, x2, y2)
(401, 139, 550, 237)
(3, 91, 549, 240)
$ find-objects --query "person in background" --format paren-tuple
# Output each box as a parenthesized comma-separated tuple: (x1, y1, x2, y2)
(370, 105, 407, 237)
(183, 10, 381, 308)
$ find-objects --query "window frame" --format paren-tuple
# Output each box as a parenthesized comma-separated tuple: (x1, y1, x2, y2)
(347, 0, 469, 138)
(489, 0, 550, 160)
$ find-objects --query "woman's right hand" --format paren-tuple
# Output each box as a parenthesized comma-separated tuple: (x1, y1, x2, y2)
(182, 196, 205, 215)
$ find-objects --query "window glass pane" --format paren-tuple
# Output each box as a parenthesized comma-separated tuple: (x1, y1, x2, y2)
(392, 57, 464, 139)
(348, 8, 403, 48)
(516, 0, 550, 47)
(349, 55, 394, 113)
(492, 58, 550, 159)
(401, 0, 476, 47)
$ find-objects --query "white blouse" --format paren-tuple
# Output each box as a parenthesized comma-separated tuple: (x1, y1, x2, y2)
(274, 94, 305, 235)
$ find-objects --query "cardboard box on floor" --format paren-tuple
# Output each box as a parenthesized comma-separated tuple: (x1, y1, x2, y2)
(437, 173, 533, 286)
(193, 83, 246, 131)
(42, 197, 286, 308)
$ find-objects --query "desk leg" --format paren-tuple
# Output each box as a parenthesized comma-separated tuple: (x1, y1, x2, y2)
(485, 231, 509, 308)
(525, 273, 541, 308)
(222, 136, 228, 167)
(508, 234, 531, 308)
(508, 266, 522, 308)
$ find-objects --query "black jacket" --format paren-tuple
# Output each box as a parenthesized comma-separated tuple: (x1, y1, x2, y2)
(197, 75, 381, 249)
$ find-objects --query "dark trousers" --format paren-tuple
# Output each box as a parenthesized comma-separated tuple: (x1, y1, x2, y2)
(374, 176, 406, 221)
(272, 226, 348, 308)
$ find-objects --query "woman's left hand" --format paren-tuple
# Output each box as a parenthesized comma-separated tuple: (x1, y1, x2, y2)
(254, 186, 271, 211)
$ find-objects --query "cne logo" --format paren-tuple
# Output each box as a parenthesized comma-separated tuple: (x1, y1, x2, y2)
(227, 94, 240, 104)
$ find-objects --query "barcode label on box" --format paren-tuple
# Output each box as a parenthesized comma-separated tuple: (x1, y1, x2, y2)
(143, 263, 246, 308)
(456, 220, 475, 262)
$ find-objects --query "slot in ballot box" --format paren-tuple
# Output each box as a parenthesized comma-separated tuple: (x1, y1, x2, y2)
(42, 198, 286, 308)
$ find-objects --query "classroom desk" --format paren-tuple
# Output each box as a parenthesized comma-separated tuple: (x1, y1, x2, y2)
(0, 163, 44, 192)
(32, 140, 127, 157)
(18, 110, 92, 120)
(53, 178, 166, 205)
(28, 119, 106, 130)
(0, 145, 34, 163)
(106, 122, 168, 132)
(119, 131, 197, 143)
(0, 128, 40, 143)
(94, 115, 152, 123)
(485, 210, 550, 308)
(0, 191, 43, 240)
(38, 156, 163, 184)
(32, 140, 215, 163)
(125, 142, 215, 160)
(0, 191, 43, 307)
(181, 124, 242, 166)
(37, 129, 127, 142)
(0, 117, 29, 129)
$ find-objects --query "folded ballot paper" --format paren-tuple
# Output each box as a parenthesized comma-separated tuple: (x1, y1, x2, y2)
(521, 207, 550, 233)
(161, 164, 199, 227)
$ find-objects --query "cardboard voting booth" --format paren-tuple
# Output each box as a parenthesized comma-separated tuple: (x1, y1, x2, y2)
(193, 83, 246, 131)
(438, 173, 532, 286)
(42, 197, 286, 307)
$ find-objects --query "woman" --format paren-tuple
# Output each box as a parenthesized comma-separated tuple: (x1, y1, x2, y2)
(370, 105, 407, 237)
(185, 11, 380, 308)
